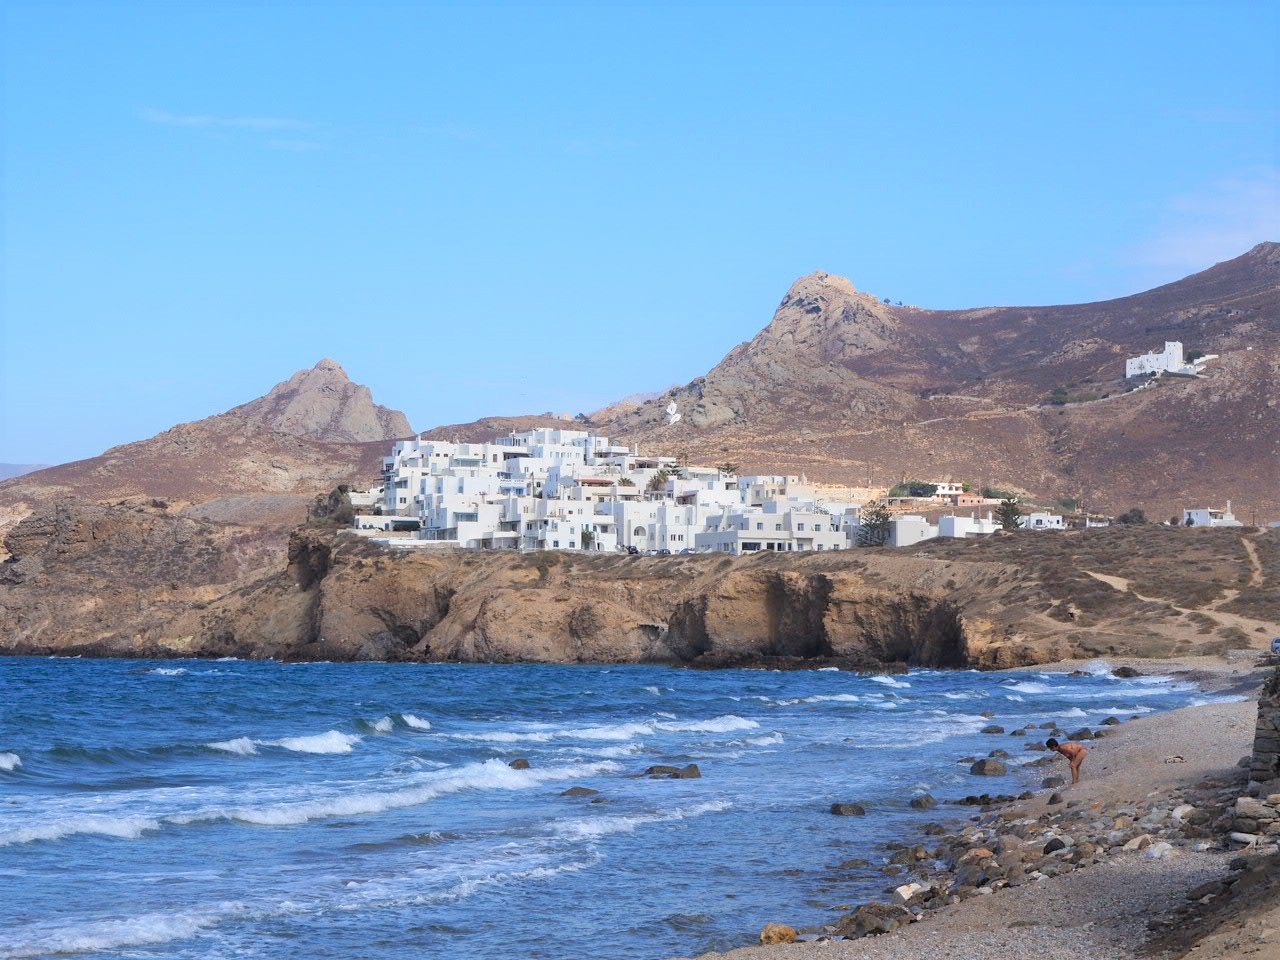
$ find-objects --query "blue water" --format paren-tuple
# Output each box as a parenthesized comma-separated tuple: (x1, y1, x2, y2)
(0, 657, 1226, 960)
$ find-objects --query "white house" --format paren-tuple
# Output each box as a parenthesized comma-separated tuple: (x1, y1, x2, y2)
(1125, 341, 1214, 379)
(888, 516, 939, 547)
(1019, 512, 1066, 531)
(1182, 503, 1242, 528)
(938, 513, 999, 538)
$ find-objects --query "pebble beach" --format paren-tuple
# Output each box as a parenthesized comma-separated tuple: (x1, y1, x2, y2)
(680, 658, 1278, 960)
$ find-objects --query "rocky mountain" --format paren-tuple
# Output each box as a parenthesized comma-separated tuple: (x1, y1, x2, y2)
(599, 243, 1280, 519)
(228, 358, 412, 443)
(0, 360, 412, 544)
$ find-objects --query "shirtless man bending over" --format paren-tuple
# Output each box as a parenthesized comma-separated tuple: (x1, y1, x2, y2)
(1046, 738, 1088, 784)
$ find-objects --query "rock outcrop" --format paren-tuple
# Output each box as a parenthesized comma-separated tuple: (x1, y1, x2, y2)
(229, 358, 412, 443)
(3, 505, 1274, 668)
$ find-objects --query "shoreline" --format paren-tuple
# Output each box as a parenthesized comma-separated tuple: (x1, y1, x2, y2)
(673, 656, 1275, 960)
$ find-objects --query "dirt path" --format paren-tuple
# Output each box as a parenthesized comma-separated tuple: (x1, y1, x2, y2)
(1241, 537, 1265, 589)
(1080, 569, 1275, 649)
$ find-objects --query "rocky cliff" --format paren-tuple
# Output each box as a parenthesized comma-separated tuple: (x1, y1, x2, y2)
(3, 501, 1274, 670)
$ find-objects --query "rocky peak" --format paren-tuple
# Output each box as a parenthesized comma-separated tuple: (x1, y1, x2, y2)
(230, 359, 413, 443)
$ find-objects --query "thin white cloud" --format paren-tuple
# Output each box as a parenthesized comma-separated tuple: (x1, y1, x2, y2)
(141, 108, 312, 131)
(1133, 167, 1280, 273)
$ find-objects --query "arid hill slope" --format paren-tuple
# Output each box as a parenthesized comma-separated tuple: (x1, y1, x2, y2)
(0, 360, 412, 543)
(598, 243, 1280, 518)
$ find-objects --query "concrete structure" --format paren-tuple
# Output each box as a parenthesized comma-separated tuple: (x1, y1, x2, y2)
(1125, 341, 1215, 379)
(938, 514, 1000, 538)
(888, 516, 939, 547)
(1183, 503, 1242, 528)
(1019, 512, 1066, 531)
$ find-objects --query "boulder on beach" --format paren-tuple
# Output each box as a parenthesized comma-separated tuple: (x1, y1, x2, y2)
(1068, 728, 1095, 740)
(1113, 666, 1142, 678)
(759, 923, 797, 945)
(834, 902, 913, 938)
(831, 802, 867, 816)
(988, 748, 1009, 758)
(970, 758, 1007, 776)
(980, 725, 1005, 734)
(910, 794, 938, 811)
(1101, 716, 1121, 725)
(1043, 776, 1067, 788)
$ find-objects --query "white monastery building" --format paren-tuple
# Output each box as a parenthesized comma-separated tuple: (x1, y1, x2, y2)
(1182, 503, 1242, 528)
(1125, 341, 1216, 379)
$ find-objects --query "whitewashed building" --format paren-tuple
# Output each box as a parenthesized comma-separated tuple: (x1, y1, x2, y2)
(1125, 341, 1215, 379)
(1019, 512, 1066, 531)
(938, 513, 1000, 538)
(888, 516, 940, 547)
(1182, 503, 1242, 528)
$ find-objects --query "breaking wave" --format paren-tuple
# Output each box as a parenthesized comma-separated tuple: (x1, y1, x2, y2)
(0, 753, 21, 772)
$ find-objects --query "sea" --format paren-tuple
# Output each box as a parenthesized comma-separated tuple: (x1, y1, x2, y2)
(0, 657, 1236, 960)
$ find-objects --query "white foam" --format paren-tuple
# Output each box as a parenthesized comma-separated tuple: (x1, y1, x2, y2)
(1060, 707, 1087, 718)
(0, 815, 161, 847)
(400, 714, 432, 730)
(746, 733, 784, 746)
(816, 666, 840, 672)
(550, 799, 731, 841)
(451, 714, 758, 743)
(644, 686, 662, 695)
(369, 717, 394, 734)
(205, 759, 619, 827)
(149, 667, 187, 676)
(1005, 694, 1025, 701)
(1005, 681, 1051, 694)
(269, 731, 361, 754)
(656, 715, 759, 734)
(867, 675, 911, 688)
(207, 738, 257, 756)
(0, 753, 21, 772)
(0, 907, 226, 958)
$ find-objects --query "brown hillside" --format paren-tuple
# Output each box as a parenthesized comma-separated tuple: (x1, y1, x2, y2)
(597, 243, 1280, 519)
(0, 359, 412, 544)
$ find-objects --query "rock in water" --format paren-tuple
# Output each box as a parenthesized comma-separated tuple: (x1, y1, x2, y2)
(831, 803, 867, 816)
(508, 758, 531, 770)
(910, 795, 938, 811)
(970, 759, 1007, 776)
(560, 787, 599, 797)
(759, 923, 797, 945)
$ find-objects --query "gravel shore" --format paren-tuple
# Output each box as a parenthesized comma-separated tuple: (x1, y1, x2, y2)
(674, 661, 1272, 960)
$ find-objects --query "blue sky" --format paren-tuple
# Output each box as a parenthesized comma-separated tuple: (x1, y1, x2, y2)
(2, 0, 1277, 465)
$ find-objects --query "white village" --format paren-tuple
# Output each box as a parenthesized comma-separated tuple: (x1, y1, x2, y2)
(347, 339, 1240, 554)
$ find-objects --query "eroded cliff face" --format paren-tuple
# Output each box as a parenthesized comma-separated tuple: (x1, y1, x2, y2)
(4, 503, 1274, 670)
(167, 533, 982, 667)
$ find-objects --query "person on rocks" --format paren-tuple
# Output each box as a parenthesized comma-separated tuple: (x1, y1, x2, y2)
(1046, 738, 1088, 784)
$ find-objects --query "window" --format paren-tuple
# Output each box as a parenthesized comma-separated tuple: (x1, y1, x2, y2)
(774, 523, 781, 531)
(817, 544, 824, 551)
(756, 522, 763, 530)
(797, 523, 805, 531)
(553, 540, 560, 548)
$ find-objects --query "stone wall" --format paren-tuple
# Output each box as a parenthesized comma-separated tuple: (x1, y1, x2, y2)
(1248, 675, 1280, 792)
